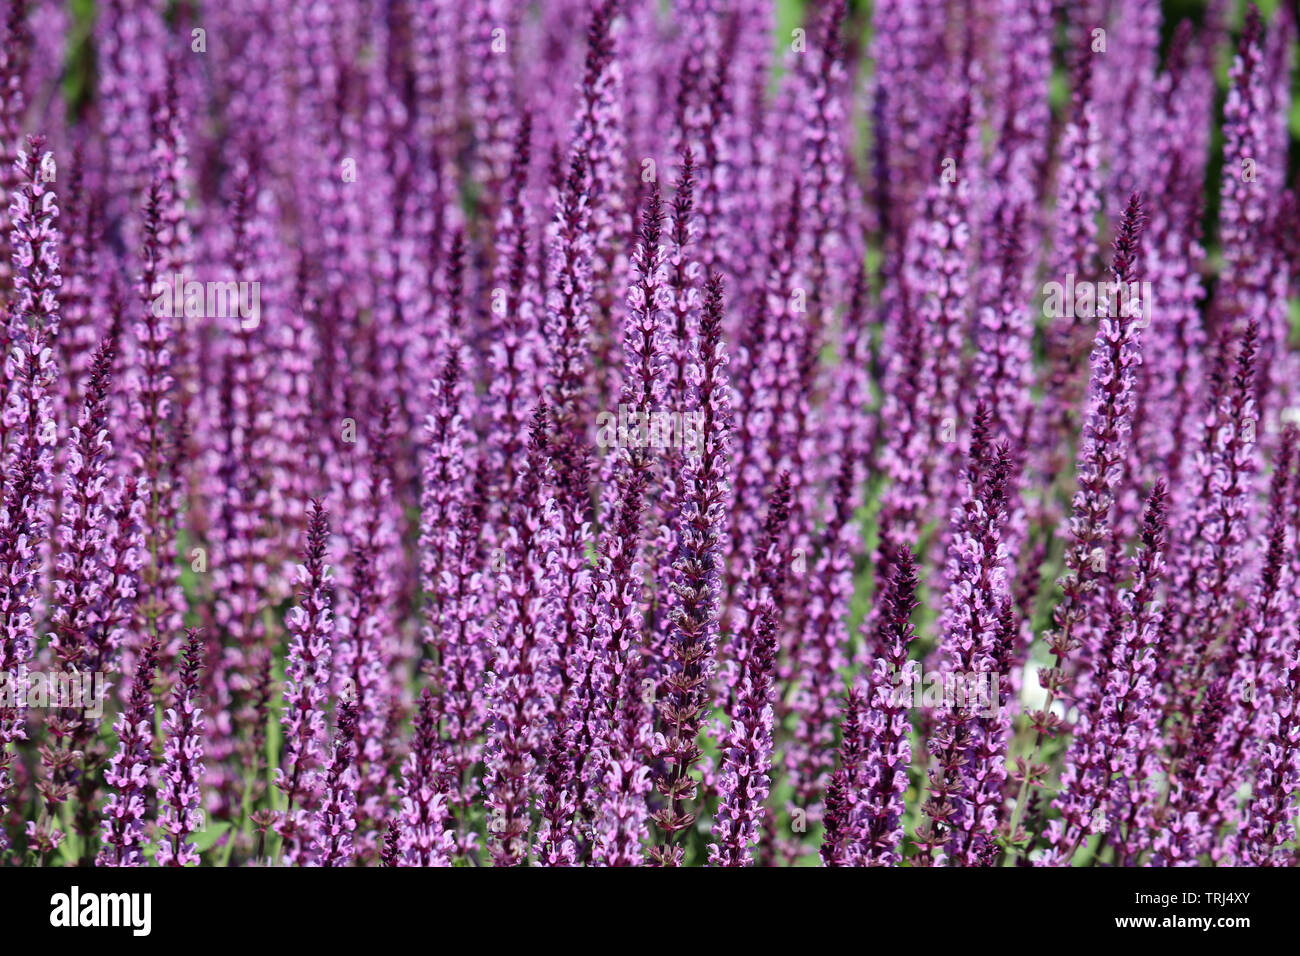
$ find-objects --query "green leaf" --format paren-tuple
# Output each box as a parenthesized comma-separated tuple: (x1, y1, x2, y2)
(191, 821, 231, 855)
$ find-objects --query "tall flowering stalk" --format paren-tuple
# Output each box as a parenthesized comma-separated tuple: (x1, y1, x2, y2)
(568, 0, 628, 404)
(52, 146, 105, 434)
(128, 176, 184, 672)
(583, 184, 671, 866)
(1044, 482, 1170, 866)
(0, 137, 60, 853)
(542, 148, 599, 854)
(853, 547, 921, 866)
(1208, 425, 1298, 845)
(157, 628, 206, 866)
(311, 698, 359, 868)
(1161, 322, 1261, 776)
(782, 452, 856, 862)
(711, 478, 791, 866)
(419, 292, 468, 649)
(396, 689, 455, 867)
(650, 273, 731, 865)
(97, 638, 158, 867)
(1216, 9, 1271, 353)
(917, 432, 1013, 866)
(211, 158, 275, 771)
(663, 149, 699, 410)
(1238, 631, 1300, 866)
(866, 0, 947, 248)
(1103, 482, 1171, 867)
(544, 148, 596, 493)
(339, 403, 402, 860)
(820, 684, 867, 867)
(434, 445, 490, 860)
(1008, 194, 1147, 853)
(585, 452, 653, 867)
(542, 473, 595, 862)
(72, 473, 146, 862)
(710, 602, 779, 867)
(0, 0, 32, 294)
(483, 407, 558, 865)
(972, 209, 1034, 445)
(646, 154, 701, 708)
(416, 247, 489, 862)
(275, 499, 335, 863)
(724, 467, 793, 698)
(485, 116, 541, 504)
(39, 325, 121, 857)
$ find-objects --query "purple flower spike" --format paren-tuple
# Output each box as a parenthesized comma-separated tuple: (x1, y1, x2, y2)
(157, 628, 207, 866)
(711, 478, 791, 867)
(650, 273, 731, 865)
(275, 499, 336, 864)
(311, 698, 360, 869)
(97, 639, 159, 867)
(483, 407, 559, 866)
(852, 546, 921, 867)
(397, 689, 455, 868)
(0, 137, 61, 854)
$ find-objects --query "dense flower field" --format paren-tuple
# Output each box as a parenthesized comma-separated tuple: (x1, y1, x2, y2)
(0, 0, 1297, 868)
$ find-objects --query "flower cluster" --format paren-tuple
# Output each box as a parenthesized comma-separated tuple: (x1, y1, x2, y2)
(0, 0, 1296, 868)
